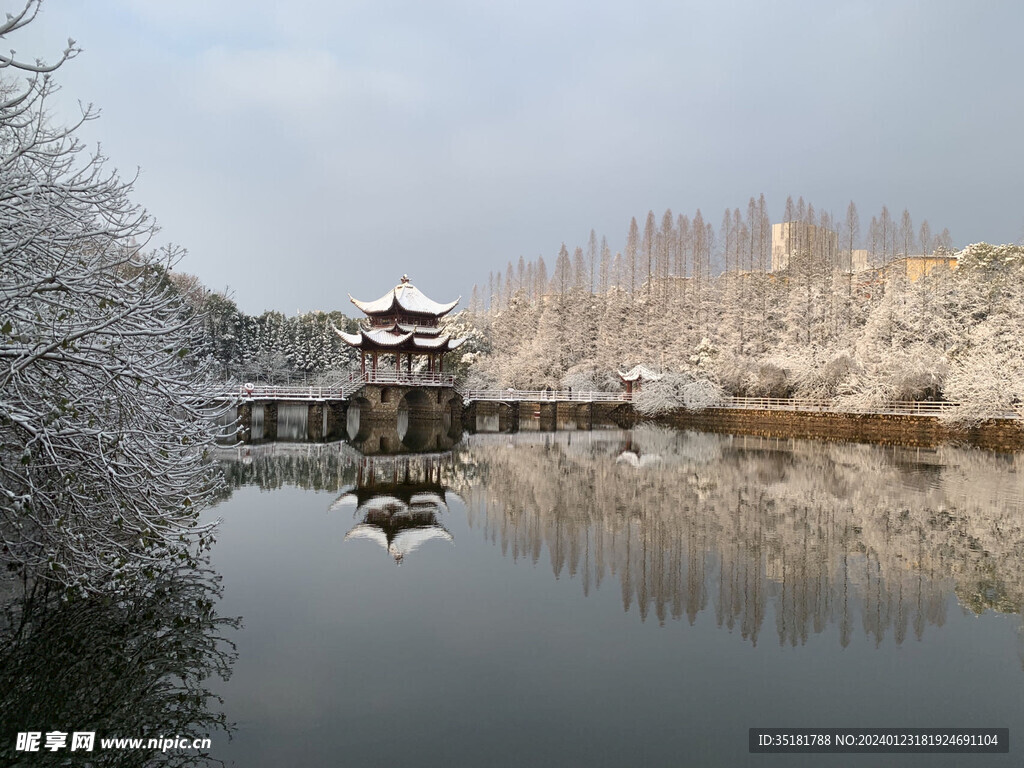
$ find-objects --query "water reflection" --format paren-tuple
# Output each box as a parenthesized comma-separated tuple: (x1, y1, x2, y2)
(332, 453, 456, 565)
(458, 429, 1024, 648)
(345, 400, 460, 454)
(0, 565, 238, 767)
(216, 430, 1024, 648)
(276, 402, 309, 441)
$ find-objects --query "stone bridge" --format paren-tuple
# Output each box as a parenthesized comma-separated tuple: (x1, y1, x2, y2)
(218, 374, 638, 445)
(225, 374, 461, 450)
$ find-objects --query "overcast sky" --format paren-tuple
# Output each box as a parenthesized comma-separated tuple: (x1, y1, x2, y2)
(13, 0, 1024, 315)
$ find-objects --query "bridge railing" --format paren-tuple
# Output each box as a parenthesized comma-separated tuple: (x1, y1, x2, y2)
(205, 382, 1018, 420)
(723, 396, 1022, 419)
(462, 389, 627, 403)
(208, 384, 335, 401)
(208, 370, 458, 401)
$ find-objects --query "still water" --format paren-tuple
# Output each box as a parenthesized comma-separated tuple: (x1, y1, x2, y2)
(206, 428, 1024, 767)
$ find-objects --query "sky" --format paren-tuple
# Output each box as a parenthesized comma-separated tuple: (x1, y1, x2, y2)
(10, 0, 1024, 315)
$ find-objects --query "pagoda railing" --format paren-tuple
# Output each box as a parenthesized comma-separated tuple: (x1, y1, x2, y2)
(358, 370, 456, 388)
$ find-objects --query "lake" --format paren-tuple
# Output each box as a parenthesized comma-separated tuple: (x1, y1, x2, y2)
(205, 427, 1024, 767)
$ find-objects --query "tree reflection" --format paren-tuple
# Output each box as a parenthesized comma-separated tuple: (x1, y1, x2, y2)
(0, 563, 238, 767)
(457, 429, 1024, 647)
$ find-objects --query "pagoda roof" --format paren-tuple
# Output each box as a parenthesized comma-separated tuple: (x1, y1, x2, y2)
(332, 325, 466, 352)
(349, 275, 460, 318)
(618, 365, 664, 382)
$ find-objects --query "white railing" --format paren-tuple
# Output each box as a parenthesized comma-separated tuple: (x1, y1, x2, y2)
(209, 384, 335, 402)
(720, 396, 960, 416)
(721, 396, 1020, 419)
(462, 389, 628, 403)
(208, 370, 458, 402)
(359, 370, 456, 387)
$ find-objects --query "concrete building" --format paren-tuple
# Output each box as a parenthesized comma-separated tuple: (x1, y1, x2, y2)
(849, 249, 870, 272)
(771, 221, 839, 272)
(887, 254, 958, 282)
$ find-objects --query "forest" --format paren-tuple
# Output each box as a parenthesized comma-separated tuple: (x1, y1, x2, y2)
(462, 199, 1023, 424)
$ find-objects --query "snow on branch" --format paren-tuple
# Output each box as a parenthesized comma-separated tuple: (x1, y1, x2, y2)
(633, 371, 723, 416)
(0, 10, 224, 595)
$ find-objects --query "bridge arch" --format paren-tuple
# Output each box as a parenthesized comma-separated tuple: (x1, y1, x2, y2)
(346, 396, 373, 443)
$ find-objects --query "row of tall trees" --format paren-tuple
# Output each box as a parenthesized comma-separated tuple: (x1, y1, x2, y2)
(474, 197, 952, 314)
(466, 196, 1022, 421)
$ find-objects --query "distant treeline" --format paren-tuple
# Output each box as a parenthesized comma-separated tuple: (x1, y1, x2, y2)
(166, 273, 360, 382)
(463, 195, 1022, 424)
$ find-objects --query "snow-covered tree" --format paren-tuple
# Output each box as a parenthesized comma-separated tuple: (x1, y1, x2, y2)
(0, 4, 221, 593)
(633, 371, 723, 416)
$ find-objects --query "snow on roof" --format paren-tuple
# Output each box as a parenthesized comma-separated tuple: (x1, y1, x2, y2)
(332, 323, 466, 351)
(617, 365, 664, 382)
(411, 335, 453, 350)
(331, 325, 411, 348)
(350, 275, 460, 317)
(358, 492, 449, 516)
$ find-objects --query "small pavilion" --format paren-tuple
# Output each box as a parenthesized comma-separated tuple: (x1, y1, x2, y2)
(617, 365, 663, 399)
(334, 275, 466, 376)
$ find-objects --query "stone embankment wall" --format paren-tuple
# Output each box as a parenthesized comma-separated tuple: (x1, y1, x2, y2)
(657, 407, 1024, 452)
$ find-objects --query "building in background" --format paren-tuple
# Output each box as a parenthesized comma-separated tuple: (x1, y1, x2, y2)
(771, 221, 839, 272)
(886, 254, 959, 283)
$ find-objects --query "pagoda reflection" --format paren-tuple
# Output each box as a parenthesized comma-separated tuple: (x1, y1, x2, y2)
(615, 435, 662, 469)
(332, 451, 456, 565)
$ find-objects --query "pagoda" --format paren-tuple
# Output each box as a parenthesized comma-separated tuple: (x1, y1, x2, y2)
(617, 364, 663, 399)
(335, 275, 466, 377)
